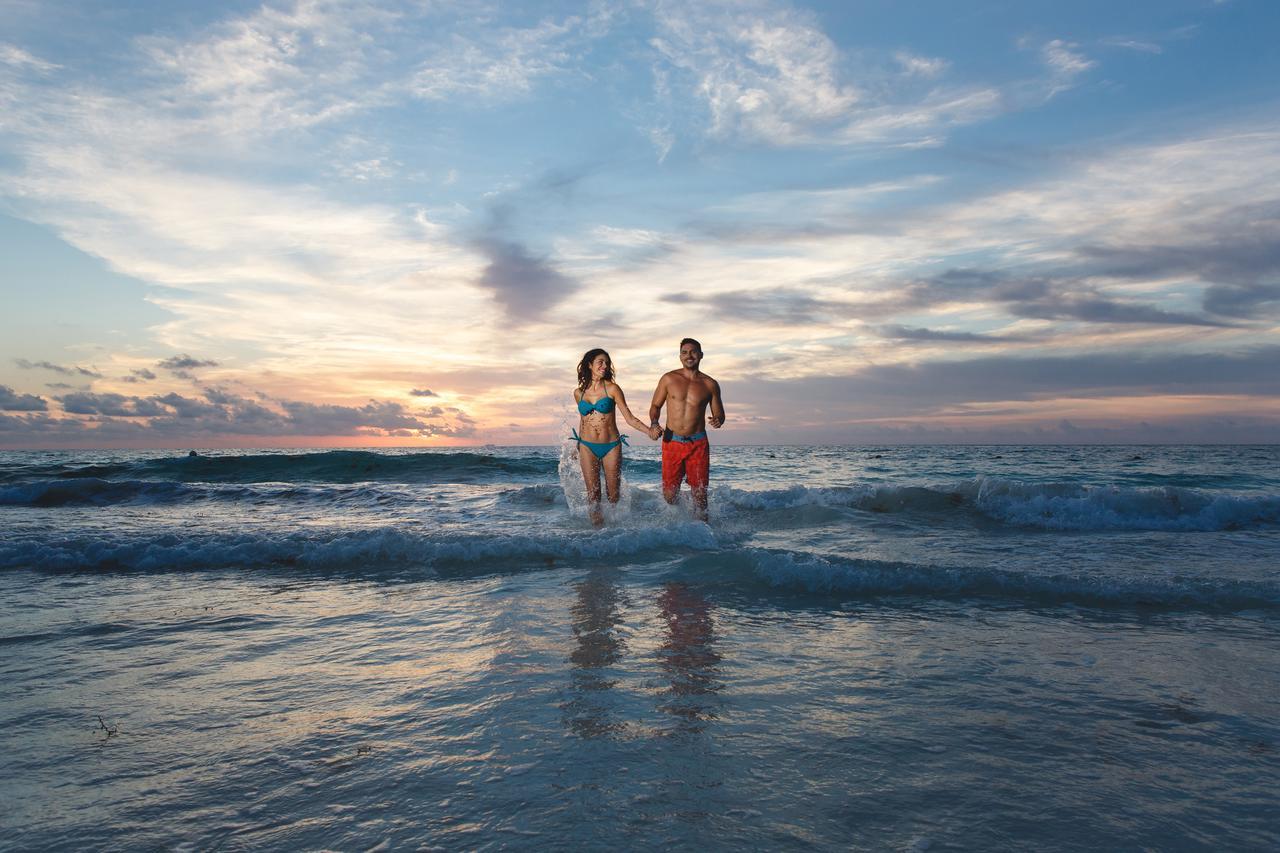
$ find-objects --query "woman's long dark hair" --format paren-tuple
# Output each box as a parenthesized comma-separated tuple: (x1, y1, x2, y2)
(577, 348, 614, 392)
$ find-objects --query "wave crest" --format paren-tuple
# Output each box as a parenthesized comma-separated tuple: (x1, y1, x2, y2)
(727, 548, 1280, 610)
(719, 479, 1280, 531)
(1, 523, 719, 573)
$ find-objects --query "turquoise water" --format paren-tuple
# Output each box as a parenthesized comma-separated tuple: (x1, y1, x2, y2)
(2, 445, 1278, 849)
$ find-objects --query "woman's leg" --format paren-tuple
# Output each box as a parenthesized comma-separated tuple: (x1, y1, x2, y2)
(602, 443, 623, 506)
(578, 445, 604, 526)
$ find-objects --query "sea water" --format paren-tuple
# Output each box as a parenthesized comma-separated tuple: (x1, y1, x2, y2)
(1, 444, 1277, 850)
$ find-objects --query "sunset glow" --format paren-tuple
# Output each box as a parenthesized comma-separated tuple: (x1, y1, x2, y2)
(2, 0, 1277, 447)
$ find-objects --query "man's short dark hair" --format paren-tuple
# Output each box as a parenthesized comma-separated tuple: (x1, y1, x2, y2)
(680, 337, 702, 355)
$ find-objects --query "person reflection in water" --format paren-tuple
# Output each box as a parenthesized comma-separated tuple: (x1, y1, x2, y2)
(656, 581, 722, 733)
(562, 567, 629, 738)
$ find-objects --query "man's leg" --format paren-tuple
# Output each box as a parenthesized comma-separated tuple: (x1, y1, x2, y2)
(661, 439, 684, 505)
(686, 438, 710, 522)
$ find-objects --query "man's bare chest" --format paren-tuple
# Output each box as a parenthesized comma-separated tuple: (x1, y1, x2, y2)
(669, 378, 711, 406)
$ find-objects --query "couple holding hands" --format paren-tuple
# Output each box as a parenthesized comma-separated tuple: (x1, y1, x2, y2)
(571, 338, 725, 526)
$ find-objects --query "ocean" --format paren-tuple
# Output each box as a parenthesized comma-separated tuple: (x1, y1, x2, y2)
(2, 443, 1277, 850)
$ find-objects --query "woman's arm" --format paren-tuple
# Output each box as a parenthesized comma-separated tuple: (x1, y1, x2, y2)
(610, 383, 661, 438)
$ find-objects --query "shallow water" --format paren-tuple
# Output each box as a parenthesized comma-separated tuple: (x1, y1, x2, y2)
(2, 445, 1278, 850)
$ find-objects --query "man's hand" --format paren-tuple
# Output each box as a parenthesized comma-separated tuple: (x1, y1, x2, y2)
(648, 424, 662, 440)
(708, 414, 723, 429)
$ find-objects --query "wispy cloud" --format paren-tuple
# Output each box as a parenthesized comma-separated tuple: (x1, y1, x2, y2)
(875, 325, 1029, 344)
(648, 4, 1093, 149)
(157, 354, 219, 371)
(0, 42, 59, 73)
(408, 14, 600, 101)
(1040, 39, 1096, 92)
(1098, 37, 1163, 55)
(121, 368, 157, 384)
(15, 358, 102, 378)
(651, 2, 858, 145)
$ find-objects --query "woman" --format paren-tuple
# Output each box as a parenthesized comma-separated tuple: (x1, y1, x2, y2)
(572, 348, 660, 526)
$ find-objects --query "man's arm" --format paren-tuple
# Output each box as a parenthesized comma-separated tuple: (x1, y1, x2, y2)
(648, 374, 668, 431)
(708, 379, 725, 428)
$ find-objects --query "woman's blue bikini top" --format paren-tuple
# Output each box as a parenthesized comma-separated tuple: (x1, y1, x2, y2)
(577, 395, 615, 416)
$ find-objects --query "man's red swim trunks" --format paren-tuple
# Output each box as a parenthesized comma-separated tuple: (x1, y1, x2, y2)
(662, 434, 710, 494)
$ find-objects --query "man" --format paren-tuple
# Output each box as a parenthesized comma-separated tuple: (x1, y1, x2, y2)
(648, 338, 725, 521)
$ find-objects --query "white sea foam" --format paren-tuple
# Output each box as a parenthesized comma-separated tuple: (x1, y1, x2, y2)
(966, 476, 1280, 531)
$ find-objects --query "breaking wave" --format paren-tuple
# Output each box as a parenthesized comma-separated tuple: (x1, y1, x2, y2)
(699, 548, 1280, 610)
(719, 478, 1280, 532)
(0, 450, 559, 485)
(0, 523, 720, 573)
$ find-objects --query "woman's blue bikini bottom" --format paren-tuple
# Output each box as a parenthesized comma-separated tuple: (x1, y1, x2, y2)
(571, 429, 628, 460)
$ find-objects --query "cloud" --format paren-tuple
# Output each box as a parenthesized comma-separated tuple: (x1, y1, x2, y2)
(661, 287, 859, 325)
(895, 51, 949, 78)
(875, 325, 1028, 344)
(0, 412, 83, 435)
(1098, 37, 1162, 55)
(738, 346, 1280, 417)
(57, 392, 170, 417)
(10, 386, 478, 443)
(15, 358, 102, 377)
(668, 268, 1230, 330)
(1098, 24, 1198, 56)
(158, 354, 219, 371)
(1006, 290, 1233, 327)
(473, 237, 579, 321)
(408, 15, 595, 101)
(909, 268, 1235, 327)
(279, 399, 442, 435)
(651, 4, 858, 146)
(121, 368, 158, 383)
(648, 7, 1083, 149)
(0, 385, 48, 411)
(0, 42, 59, 73)
(409, 388, 437, 397)
(137, 1, 403, 137)
(1076, 212, 1280, 318)
(1041, 39, 1096, 87)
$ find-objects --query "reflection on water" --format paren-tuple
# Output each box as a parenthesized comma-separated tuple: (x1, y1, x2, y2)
(562, 566, 629, 737)
(656, 582, 722, 733)
(561, 573, 724, 739)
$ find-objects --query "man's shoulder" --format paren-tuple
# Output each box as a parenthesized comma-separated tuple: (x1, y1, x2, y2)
(699, 372, 719, 387)
(661, 369, 683, 380)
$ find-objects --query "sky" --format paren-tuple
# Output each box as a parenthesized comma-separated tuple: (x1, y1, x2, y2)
(1, 0, 1278, 448)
